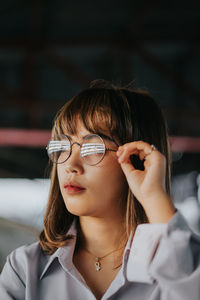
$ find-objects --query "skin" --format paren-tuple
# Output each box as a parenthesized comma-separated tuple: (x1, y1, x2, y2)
(117, 141, 176, 223)
(57, 121, 128, 256)
(57, 121, 176, 257)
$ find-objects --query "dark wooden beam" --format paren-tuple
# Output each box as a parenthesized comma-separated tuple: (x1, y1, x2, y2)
(0, 35, 200, 50)
(128, 0, 159, 36)
(128, 42, 200, 105)
(40, 50, 91, 86)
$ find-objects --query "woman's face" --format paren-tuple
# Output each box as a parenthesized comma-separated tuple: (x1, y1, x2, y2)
(57, 120, 128, 219)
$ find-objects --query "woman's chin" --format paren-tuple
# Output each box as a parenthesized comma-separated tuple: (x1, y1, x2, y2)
(64, 202, 94, 217)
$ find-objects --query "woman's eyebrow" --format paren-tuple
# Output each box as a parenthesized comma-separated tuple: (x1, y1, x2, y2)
(66, 134, 92, 140)
(99, 133, 112, 140)
(66, 133, 116, 143)
(81, 133, 112, 140)
(97, 133, 116, 143)
(63, 134, 72, 141)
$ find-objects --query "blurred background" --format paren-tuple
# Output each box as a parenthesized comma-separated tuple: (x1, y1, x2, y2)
(0, 0, 200, 271)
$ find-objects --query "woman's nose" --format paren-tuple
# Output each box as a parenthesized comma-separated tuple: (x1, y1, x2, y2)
(64, 144, 84, 174)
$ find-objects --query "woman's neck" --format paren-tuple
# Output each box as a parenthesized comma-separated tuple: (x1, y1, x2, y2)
(76, 216, 127, 257)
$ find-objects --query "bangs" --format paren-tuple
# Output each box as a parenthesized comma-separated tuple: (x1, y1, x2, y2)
(52, 88, 132, 142)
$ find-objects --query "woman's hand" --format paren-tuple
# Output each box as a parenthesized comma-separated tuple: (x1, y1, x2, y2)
(116, 141, 176, 223)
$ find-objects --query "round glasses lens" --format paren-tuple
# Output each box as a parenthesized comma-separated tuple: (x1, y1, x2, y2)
(81, 134, 105, 165)
(47, 135, 71, 164)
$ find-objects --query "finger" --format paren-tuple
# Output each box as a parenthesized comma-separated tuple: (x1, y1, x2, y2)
(128, 141, 157, 157)
(143, 144, 157, 160)
(117, 148, 139, 164)
(117, 141, 156, 163)
(118, 158, 136, 179)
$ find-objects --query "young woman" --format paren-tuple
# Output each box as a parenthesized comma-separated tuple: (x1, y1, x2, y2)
(0, 80, 200, 300)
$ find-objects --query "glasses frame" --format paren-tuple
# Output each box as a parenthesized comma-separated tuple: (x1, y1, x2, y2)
(46, 133, 119, 166)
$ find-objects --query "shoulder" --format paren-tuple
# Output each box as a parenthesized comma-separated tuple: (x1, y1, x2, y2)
(8, 241, 43, 263)
(5, 241, 44, 282)
(0, 242, 52, 298)
(10, 240, 42, 256)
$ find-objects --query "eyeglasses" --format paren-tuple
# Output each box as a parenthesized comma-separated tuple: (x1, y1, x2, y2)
(46, 133, 118, 166)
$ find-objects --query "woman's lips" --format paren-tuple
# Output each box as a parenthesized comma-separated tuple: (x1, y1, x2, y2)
(64, 184, 86, 194)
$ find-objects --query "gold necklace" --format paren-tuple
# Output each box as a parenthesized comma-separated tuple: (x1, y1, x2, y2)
(83, 246, 124, 271)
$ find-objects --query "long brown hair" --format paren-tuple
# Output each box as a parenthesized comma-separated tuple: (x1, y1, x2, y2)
(39, 79, 171, 254)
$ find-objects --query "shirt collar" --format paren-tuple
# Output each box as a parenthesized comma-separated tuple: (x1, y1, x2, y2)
(125, 223, 161, 284)
(120, 230, 133, 272)
(40, 219, 154, 284)
(40, 218, 78, 280)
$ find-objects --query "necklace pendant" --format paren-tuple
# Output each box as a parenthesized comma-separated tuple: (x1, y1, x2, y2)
(95, 258, 101, 271)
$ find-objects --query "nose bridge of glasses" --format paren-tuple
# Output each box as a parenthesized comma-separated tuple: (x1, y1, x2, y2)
(64, 141, 82, 165)
(71, 141, 81, 149)
(69, 141, 82, 159)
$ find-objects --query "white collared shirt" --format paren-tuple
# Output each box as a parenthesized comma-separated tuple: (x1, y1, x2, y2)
(0, 211, 200, 300)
